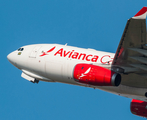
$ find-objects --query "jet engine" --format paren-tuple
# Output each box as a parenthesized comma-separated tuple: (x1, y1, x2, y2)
(130, 99, 147, 118)
(73, 63, 121, 86)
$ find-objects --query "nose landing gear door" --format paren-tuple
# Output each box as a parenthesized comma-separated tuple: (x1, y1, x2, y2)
(29, 46, 41, 58)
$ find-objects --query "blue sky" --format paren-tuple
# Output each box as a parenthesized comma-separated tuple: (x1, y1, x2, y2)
(1, 0, 147, 120)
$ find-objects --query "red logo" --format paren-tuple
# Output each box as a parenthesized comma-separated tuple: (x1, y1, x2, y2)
(40, 46, 113, 64)
(100, 55, 113, 64)
(40, 46, 56, 56)
(54, 48, 99, 62)
(79, 67, 91, 79)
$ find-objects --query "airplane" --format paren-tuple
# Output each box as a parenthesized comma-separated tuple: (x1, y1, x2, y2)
(7, 7, 147, 118)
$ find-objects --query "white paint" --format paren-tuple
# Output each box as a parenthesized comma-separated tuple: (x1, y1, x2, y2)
(7, 44, 147, 101)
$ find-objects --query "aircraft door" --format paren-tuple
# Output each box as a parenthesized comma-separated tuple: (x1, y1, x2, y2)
(29, 46, 41, 58)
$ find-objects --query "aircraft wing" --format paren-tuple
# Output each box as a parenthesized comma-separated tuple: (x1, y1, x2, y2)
(112, 7, 147, 88)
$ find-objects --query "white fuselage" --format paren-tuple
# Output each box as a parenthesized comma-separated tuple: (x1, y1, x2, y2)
(7, 44, 147, 101)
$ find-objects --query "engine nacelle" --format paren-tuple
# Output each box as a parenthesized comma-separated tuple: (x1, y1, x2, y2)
(130, 99, 147, 118)
(73, 63, 121, 86)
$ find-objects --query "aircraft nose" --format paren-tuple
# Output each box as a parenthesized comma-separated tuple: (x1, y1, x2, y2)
(7, 52, 15, 64)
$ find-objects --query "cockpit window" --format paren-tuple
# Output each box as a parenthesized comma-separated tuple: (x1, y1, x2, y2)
(18, 48, 24, 51)
(18, 48, 21, 51)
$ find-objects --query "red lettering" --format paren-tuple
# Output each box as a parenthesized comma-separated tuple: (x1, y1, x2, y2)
(54, 48, 63, 56)
(100, 55, 113, 64)
(72, 52, 79, 59)
(78, 53, 86, 60)
(91, 55, 99, 62)
(63, 51, 70, 57)
(68, 50, 74, 58)
(85, 55, 93, 61)
(49, 47, 101, 63)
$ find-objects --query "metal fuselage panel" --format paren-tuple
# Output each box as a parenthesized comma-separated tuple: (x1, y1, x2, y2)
(7, 44, 147, 101)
